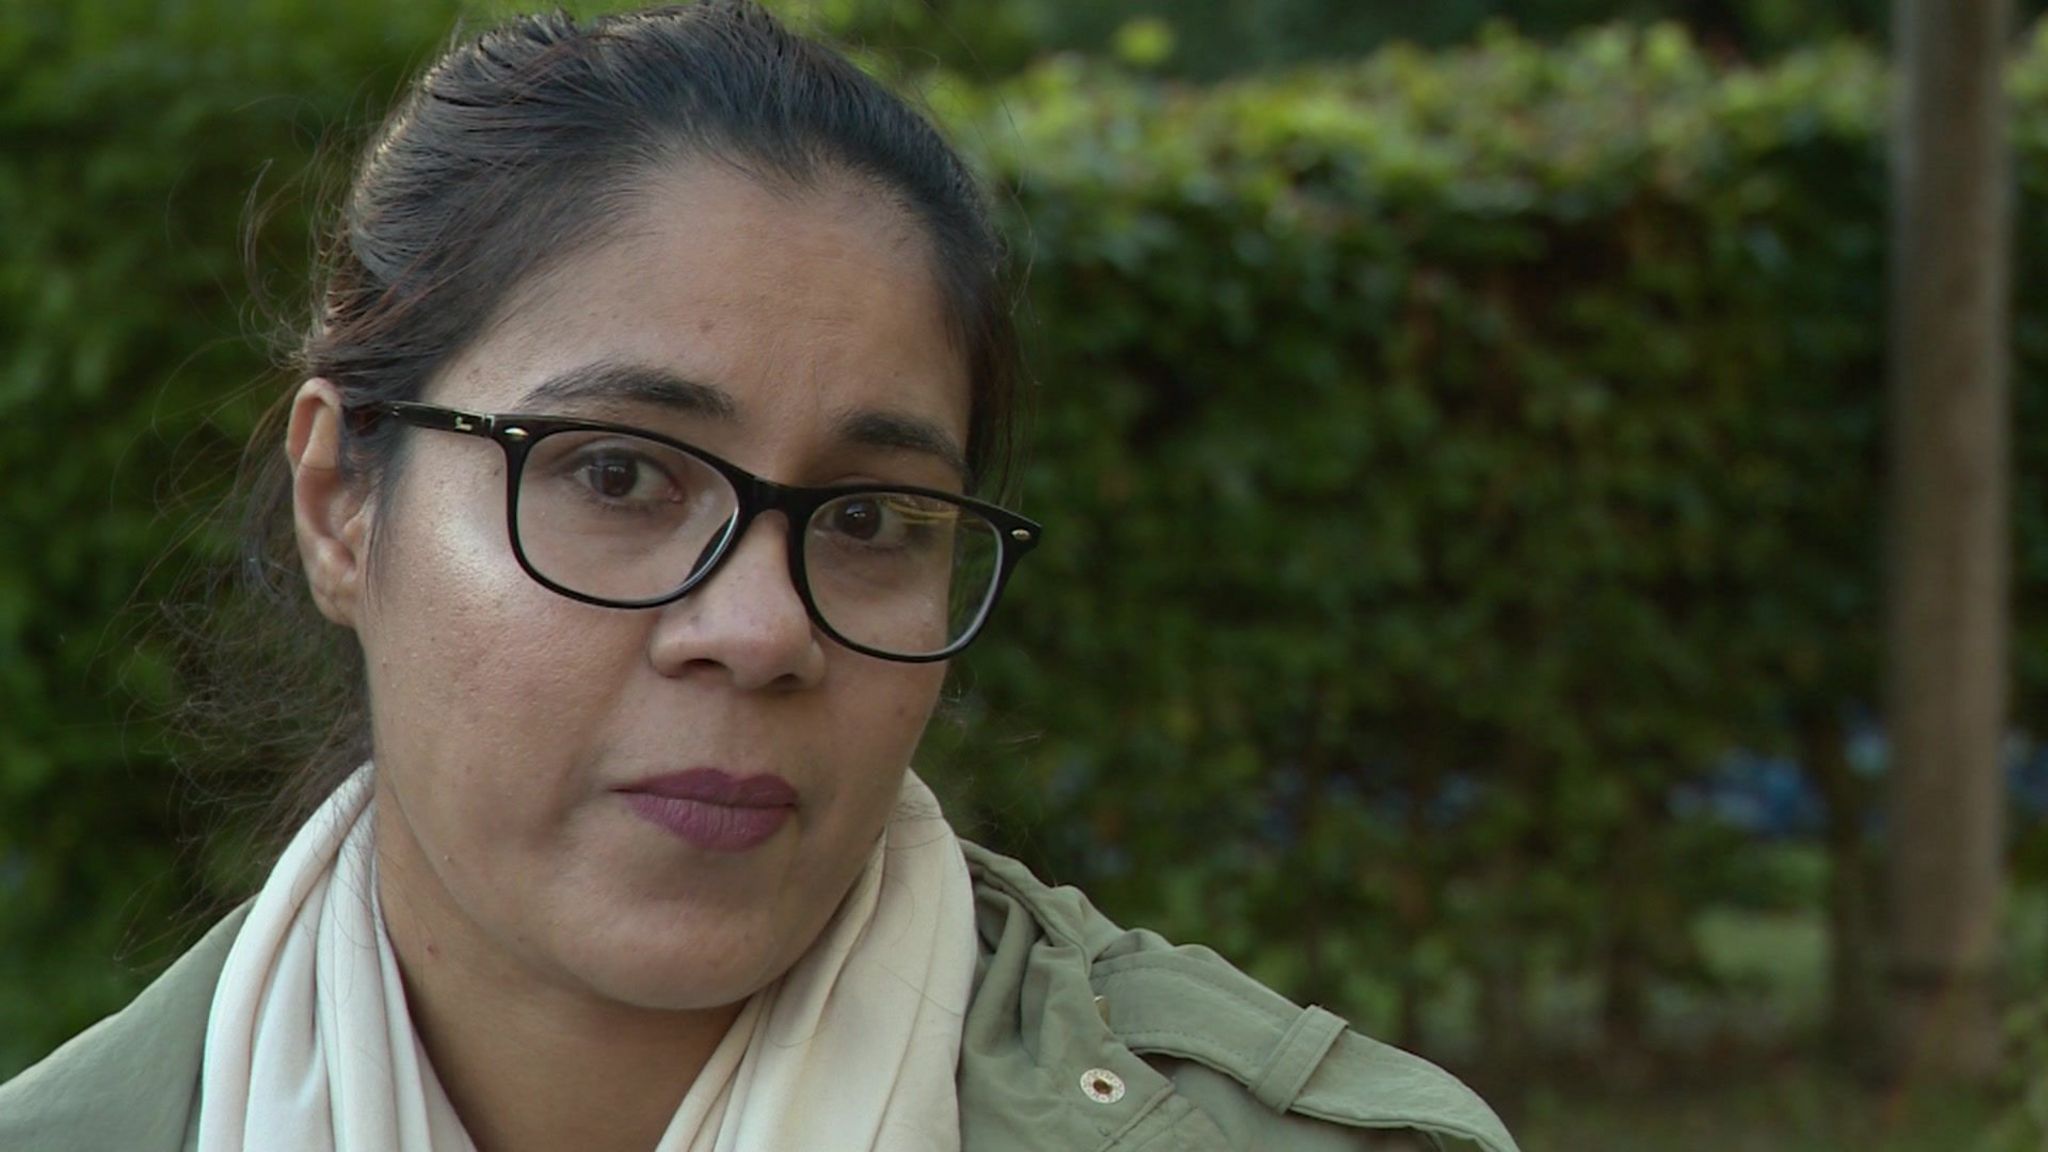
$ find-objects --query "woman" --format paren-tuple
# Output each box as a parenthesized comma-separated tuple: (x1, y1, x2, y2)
(0, 4, 1515, 1150)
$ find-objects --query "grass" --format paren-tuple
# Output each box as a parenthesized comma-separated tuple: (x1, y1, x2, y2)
(1508, 1068, 2009, 1152)
(1447, 851, 2048, 1151)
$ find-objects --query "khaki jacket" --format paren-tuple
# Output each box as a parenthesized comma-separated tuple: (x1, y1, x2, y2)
(0, 842, 1517, 1151)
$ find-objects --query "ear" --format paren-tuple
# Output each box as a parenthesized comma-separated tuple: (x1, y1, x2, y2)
(287, 379, 374, 627)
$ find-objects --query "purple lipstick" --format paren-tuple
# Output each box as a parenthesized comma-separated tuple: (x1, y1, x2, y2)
(617, 768, 796, 852)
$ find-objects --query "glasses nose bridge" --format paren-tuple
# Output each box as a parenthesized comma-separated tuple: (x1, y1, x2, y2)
(703, 470, 816, 599)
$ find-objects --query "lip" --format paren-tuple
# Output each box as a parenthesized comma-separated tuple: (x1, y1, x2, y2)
(616, 769, 797, 852)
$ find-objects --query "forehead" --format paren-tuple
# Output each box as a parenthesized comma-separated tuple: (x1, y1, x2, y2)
(428, 164, 970, 464)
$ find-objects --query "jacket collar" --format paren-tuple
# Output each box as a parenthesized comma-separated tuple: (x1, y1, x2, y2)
(0, 903, 247, 1152)
(958, 842, 1519, 1152)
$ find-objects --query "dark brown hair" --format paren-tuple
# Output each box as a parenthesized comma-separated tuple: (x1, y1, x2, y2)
(212, 1, 1019, 846)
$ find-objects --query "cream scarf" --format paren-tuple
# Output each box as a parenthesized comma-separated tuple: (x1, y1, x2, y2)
(196, 764, 977, 1151)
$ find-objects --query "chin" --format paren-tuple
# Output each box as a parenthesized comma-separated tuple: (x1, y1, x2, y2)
(558, 914, 789, 1013)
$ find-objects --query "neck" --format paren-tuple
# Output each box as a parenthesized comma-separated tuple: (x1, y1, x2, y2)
(374, 799, 743, 1152)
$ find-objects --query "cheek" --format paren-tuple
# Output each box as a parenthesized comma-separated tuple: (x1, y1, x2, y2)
(364, 449, 514, 616)
(831, 664, 947, 770)
(354, 459, 641, 783)
(806, 669, 945, 880)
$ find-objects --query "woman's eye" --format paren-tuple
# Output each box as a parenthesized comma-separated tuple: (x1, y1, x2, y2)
(830, 498, 887, 541)
(819, 495, 955, 553)
(577, 452, 667, 503)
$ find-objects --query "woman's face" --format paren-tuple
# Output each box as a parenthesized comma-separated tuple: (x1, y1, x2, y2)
(323, 166, 966, 1013)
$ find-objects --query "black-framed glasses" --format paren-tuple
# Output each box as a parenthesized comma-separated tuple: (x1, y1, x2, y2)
(347, 401, 1041, 663)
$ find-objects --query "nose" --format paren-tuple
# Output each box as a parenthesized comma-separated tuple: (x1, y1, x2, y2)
(646, 512, 826, 690)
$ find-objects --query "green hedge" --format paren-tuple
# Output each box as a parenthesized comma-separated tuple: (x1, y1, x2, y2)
(946, 23, 2048, 1044)
(942, 27, 1890, 1038)
(0, 0, 464, 1073)
(3, 3, 2045, 1075)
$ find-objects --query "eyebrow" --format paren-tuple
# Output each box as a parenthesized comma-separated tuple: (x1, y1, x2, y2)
(515, 360, 969, 483)
(515, 362, 739, 421)
(834, 409, 970, 484)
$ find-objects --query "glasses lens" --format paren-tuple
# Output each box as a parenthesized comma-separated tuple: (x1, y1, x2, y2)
(515, 429, 739, 603)
(805, 491, 1001, 658)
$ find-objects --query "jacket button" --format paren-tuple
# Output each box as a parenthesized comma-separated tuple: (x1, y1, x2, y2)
(1080, 1068, 1126, 1104)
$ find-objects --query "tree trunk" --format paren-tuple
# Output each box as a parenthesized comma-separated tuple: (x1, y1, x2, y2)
(1886, 0, 2013, 1084)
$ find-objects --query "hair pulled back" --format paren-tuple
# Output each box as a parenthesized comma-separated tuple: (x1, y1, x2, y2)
(216, 1, 1018, 844)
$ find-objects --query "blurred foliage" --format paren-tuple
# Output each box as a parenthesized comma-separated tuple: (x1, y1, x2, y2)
(4, 0, 2048, 1087)
(942, 25, 1903, 1048)
(1988, 991, 2048, 1149)
(766, 0, 2048, 80)
(940, 16, 2048, 1056)
(0, 0, 467, 1075)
